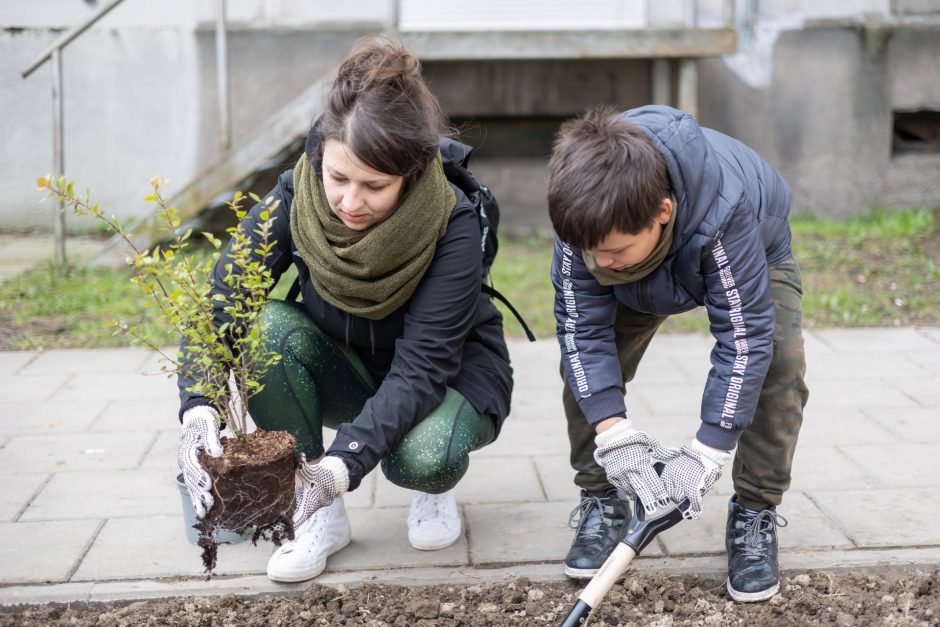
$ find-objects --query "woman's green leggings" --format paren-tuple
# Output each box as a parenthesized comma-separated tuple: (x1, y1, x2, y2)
(246, 300, 495, 493)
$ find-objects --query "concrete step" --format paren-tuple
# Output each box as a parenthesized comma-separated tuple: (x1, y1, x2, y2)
(89, 66, 339, 267)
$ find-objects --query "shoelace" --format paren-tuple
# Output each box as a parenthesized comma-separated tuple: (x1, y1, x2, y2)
(739, 509, 788, 557)
(567, 494, 607, 541)
(411, 492, 452, 523)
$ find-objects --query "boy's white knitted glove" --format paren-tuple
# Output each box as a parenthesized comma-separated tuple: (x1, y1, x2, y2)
(661, 439, 733, 520)
(177, 406, 224, 519)
(293, 456, 350, 529)
(593, 418, 678, 513)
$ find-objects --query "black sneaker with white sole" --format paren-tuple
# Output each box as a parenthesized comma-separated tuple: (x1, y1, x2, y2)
(726, 495, 788, 602)
(563, 488, 631, 579)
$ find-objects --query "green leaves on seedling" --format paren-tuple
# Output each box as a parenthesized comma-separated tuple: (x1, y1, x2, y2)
(41, 174, 282, 439)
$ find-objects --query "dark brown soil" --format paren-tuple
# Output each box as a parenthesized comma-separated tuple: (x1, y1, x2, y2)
(3, 569, 938, 626)
(196, 429, 297, 573)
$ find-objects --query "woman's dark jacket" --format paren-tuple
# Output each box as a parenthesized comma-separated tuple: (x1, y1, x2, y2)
(178, 138, 514, 489)
(552, 105, 793, 452)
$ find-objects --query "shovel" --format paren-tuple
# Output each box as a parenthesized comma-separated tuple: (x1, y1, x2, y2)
(559, 490, 689, 627)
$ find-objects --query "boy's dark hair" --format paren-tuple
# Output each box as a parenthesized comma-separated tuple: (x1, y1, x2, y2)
(548, 106, 671, 250)
(318, 36, 450, 193)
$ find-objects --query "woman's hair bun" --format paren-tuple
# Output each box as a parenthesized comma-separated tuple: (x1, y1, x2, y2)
(318, 36, 450, 189)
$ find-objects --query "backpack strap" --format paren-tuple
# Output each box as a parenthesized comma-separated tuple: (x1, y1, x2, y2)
(482, 284, 536, 342)
(286, 276, 302, 302)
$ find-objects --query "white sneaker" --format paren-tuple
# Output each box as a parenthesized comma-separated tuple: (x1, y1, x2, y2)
(266, 496, 351, 583)
(407, 489, 462, 551)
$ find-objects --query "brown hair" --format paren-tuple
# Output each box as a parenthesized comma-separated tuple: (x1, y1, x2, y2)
(317, 37, 449, 193)
(548, 106, 671, 250)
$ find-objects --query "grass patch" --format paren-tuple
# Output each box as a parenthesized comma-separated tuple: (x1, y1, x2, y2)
(792, 206, 940, 327)
(2, 206, 938, 349)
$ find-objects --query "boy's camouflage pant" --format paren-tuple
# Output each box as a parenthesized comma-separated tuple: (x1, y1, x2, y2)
(563, 258, 809, 511)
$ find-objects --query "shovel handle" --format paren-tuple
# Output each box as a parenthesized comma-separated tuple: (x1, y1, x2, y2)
(559, 491, 689, 627)
(559, 542, 637, 627)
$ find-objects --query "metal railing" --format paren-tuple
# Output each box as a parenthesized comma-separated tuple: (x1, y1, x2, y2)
(20, 0, 232, 266)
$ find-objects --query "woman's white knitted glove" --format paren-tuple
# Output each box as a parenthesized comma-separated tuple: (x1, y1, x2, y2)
(661, 439, 733, 520)
(177, 406, 224, 519)
(293, 456, 350, 529)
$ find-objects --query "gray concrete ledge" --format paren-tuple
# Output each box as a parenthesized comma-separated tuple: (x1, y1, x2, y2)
(4, 547, 940, 607)
(399, 28, 737, 60)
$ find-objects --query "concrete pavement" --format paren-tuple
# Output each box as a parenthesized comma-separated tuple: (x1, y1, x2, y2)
(1, 327, 939, 605)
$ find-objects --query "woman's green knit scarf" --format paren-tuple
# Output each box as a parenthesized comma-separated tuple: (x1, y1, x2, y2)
(290, 151, 455, 320)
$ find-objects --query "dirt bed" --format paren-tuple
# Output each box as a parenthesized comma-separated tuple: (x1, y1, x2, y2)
(3, 569, 938, 626)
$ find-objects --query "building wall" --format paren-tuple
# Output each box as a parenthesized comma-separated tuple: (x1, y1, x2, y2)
(700, 20, 940, 217)
(3, 1, 939, 232)
(1, 23, 367, 232)
(2, 28, 204, 232)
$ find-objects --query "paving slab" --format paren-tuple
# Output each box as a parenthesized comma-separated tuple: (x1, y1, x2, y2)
(20, 469, 179, 521)
(633, 353, 699, 384)
(0, 375, 68, 403)
(456, 454, 545, 503)
(0, 432, 155, 474)
(641, 333, 715, 357)
(801, 330, 837, 356)
(802, 379, 918, 411)
(343, 471, 376, 509)
(0, 472, 49, 522)
(885, 376, 940, 406)
(673, 362, 712, 385)
(0, 351, 37, 376)
(533, 454, 579, 502)
(838, 443, 940, 489)
(796, 407, 894, 445)
(506, 389, 568, 421)
(138, 431, 182, 475)
(808, 487, 940, 547)
(50, 373, 177, 402)
(73, 516, 272, 581)
(789, 446, 879, 492)
(0, 400, 107, 435)
(657, 491, 854, 556)
(918, 327, 940, 343)
(329, 506, 469, 571)
(632, 383, 705, 417)
(18, 348, 151, 376)
(373, 473, 419, 508)
(136, 348, 186, 374)
(465, 500, 578, 565)
(89, 398, 182, 432)
(474, 417, 570, 457)
(637, 411, 699, 445)
(862, 406, 940, 443)
(509, 369, 565, 397)
(906, 348, 940, 369)
(0, 520, 102, 584)
(803, 350, 931, 380)
(811, 327, 936, 353)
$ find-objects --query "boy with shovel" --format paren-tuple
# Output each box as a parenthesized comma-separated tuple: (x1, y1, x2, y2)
(548, 105, 808, 602)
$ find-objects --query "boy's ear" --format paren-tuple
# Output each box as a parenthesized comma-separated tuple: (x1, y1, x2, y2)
(656, 197, 673, 224)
